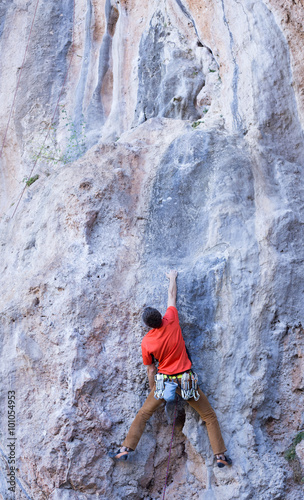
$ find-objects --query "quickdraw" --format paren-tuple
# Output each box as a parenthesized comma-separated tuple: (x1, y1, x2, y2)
(154, 373, 166, 399)
(180, 371, 200, 401)
(154, 371, 200, 401)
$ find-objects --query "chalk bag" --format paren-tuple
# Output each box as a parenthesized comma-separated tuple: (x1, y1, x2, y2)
(163, 380, 178, 402)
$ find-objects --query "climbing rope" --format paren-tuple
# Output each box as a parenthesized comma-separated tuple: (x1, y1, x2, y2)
(162, 398, 178, 500)
(0, 0, 41, 162)
(12, 0, 76, 218)
(0, 0, 76, 218)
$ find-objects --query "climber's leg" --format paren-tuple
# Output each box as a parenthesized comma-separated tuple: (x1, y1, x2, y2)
(177, 385, 226, 456)
(122, 386, 163, 450)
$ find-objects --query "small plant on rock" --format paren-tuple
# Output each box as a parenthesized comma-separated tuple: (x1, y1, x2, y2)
(284, 431, 304, 484)
(23, 174, 39, 187)
(192, 120, 205, 129)
(60, 106, 86, 163)
(284, 431, 304, 461)
(31, 106, 86, 167)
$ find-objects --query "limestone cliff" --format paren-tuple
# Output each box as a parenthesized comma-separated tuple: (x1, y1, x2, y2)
(0, 1, 304, 499)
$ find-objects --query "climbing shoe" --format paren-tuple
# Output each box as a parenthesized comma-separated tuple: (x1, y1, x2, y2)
(108, 447, 133, 461)
(216, 455, 232, 468)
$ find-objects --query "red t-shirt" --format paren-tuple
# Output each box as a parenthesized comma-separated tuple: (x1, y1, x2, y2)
(141, 306, 192, 375)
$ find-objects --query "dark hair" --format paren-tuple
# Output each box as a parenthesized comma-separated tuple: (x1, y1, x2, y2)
(142, 307, 162, 328)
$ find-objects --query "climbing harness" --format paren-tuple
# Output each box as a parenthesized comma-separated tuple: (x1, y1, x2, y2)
(154, 370, 200, 401)
(162, 396, 178, 500)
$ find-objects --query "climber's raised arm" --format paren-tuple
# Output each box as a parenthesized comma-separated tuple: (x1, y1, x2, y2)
(166, 269, 177, 308)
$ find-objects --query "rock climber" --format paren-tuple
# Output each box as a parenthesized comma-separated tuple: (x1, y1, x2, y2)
(109, 270, 232, 468)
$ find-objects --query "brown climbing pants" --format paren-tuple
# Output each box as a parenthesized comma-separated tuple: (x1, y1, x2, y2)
(122, 385, 226, 455)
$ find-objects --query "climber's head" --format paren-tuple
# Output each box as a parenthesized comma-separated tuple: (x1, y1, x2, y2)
(142, 307, 162, 329)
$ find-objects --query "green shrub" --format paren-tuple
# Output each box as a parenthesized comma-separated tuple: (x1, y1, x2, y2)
(284, 431, 304, 461)
(31, 106, 87, 167)
(192, 120, 202, 129)
(24, 175, 39, 187)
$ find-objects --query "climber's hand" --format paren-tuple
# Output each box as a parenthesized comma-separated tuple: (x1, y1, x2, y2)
(166, 270, 178, 280)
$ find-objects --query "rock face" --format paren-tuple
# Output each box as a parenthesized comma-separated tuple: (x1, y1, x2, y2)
(0, 0, 304, 499)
